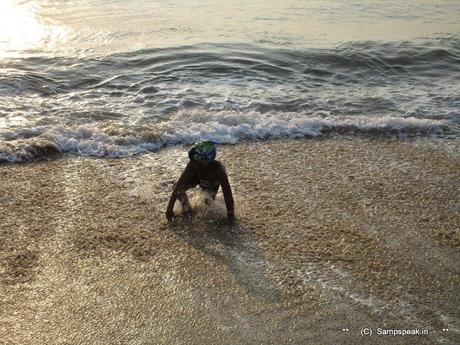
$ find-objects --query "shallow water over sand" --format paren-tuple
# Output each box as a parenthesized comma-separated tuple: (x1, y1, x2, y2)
(1, 138, 459, 344)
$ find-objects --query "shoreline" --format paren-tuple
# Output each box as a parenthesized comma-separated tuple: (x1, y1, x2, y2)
(1, 127, 459, 165)
(1, 137, 459, 344)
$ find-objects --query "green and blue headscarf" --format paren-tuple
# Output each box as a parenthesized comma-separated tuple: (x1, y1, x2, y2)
(188, 140, 217, 165)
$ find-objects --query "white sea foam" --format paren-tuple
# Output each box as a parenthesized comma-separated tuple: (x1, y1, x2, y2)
(0, 110, 449, 162)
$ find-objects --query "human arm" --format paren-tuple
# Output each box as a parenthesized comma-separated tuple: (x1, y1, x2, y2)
(166, 162, 193, 221)
(218, 163, 235, 220)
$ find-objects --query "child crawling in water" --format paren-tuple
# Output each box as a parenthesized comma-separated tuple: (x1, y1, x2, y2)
(165, 141, 235, 222)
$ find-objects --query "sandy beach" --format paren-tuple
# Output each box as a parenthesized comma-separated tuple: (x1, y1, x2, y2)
(1, 137, 459, 345)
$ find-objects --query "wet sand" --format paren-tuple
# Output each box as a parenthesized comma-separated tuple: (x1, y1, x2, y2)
(0, 137, 459, 345)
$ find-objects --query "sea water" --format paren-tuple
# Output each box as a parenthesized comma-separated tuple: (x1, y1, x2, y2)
(0, 0, 459, 162)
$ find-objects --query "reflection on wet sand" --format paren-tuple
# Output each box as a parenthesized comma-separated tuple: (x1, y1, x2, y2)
(171, 219, 281, 303)
(0, 138, 459, 344)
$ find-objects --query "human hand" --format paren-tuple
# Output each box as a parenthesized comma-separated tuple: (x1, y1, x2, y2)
(183, 208, 195, 220)
(227, 211, 235, 223)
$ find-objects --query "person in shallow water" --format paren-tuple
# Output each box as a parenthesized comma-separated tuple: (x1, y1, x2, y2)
(166, 140, 235, 222)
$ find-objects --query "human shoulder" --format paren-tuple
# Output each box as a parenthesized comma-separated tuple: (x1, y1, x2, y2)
(210, 161, 228, 179)
(210, 160, 226, 171)
(182, 160, 194, 172)
(179, 160, 198, 180)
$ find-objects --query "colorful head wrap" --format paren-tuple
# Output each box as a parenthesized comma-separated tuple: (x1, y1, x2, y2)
(188, 140, 217, 165)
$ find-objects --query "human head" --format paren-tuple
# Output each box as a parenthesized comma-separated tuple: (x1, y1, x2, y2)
(188, 140, 217, 165)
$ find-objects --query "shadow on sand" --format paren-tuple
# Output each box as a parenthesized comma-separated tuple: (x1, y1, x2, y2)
(170, 218, 281, 302)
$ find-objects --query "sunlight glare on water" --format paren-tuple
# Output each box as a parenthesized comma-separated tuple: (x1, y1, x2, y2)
(0, 0, 66, 58)
(0, 0, 46, 57)
(2, 0, 459, 58)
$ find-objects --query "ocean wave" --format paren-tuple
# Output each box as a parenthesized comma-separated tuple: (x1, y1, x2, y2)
(0, 111, 449, 163)
(1, 38, 458, 124)
(0, 38, 458, 163)
(3, 37, 460, 93)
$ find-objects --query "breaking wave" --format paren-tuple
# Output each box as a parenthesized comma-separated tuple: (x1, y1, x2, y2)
(0, 110, 449, 162)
